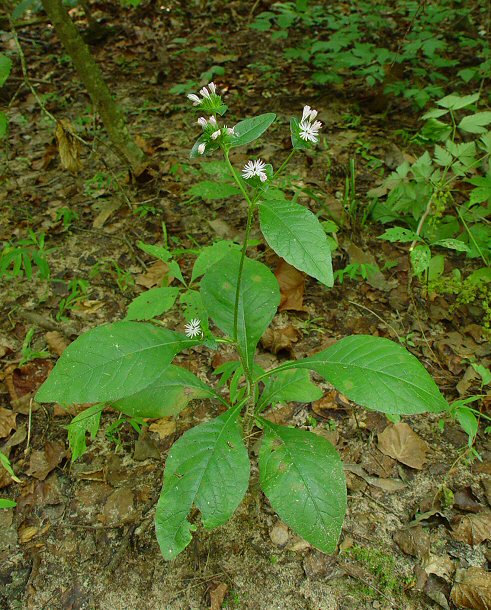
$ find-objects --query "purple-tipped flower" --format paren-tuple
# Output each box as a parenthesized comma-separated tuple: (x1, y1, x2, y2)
(197, 143, 206, 155)
(187, 93, 201, 106)
(209, 116, 217, 126)
(242, 159, 268, 182)
(211, 129, 221, 140)
(197, 117, 208, 127)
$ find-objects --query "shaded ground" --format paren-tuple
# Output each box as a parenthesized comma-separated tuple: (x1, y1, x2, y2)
(1, 1, 490, 609)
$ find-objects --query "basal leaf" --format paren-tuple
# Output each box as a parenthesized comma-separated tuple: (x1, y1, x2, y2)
(35, 322, 195, 405)
(258, 198, 333, 287)
(230, 113, 276, 148)
(125, 287, 180, 321)
(201, 251, 280, 372)
(155, 406, 250, 559)
(259, 421, 346, 553)
(112, 364, 214, 418)
(293, 335, 450, 415)
(66, 404, 103, 462)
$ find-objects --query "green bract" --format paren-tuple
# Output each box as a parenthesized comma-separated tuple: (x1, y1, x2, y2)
(36, 99, 451, 562)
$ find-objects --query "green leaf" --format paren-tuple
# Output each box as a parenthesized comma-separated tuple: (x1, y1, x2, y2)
(259, 421, 346, 553)
(410, 244, 431, 276)
(378, 227, 420, 243)
(257, 369, 323, 412)
(0, 112, 7, 140)
(0, 54, 12, 87)
(187, 181, 241, 200)
(230, 113, 276, 148)
(421, 108, 449, 120)
(125, 287, 180, 321)
(436, 93, 479, 110)
(137, 241, 185, 285)
(0, 498, 16, 509)
(293, 335, 450, 415)
(112, 364, 214, 418)
(290, 117, 310, 150)
(179, 289, 209, 331)
(432, 239, 470, 253)
(258, 198, 333, 287)
(455, 406, 478, 444)
(155, 406, 250, 560)
(191, 240, 241, 283)
(35, 322, 194, 404)
(434, 144, 453, 167)
(201, 251, 280, 372)
(458, 112, 491, 135)
(66, 404, 103, 462)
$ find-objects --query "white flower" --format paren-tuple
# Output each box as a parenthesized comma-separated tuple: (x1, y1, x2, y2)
(302, 105, 312, 121)
(211, 129, 221, 140)
(226, 127, 235, 135)
(299, 117, 322, 143)
(242, 159, 268, 182)
(185, 319, 202, 338)
(209, 82, 216, 94)
(187, 93, 201, 106)
(197, 143, 206, 155)
(209, 116, 217, 126)
(197, 117, 207, 127)
(200, 86, 211, 99)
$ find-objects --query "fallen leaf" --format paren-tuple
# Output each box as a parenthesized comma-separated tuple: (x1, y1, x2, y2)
(451, 567, 491, 610)
(136, 260, 171, 288)
(393, 526, 430, 560)
(45, 331, 70, 356)
(149, 418, 176, 439)
(423, 554, 455, 580)
(261, 325, 301, 356)
(343, 463, 405, 492)
(378, 423, 429, 469)
(26, 440, 68, 480)
(454, 487, 484, 513)
(424, 573, 451, 610)
(55, 119, 82, 173)
(451, 512, 491, 545)
(274, 259, 306, 312)
(18, 522, 50, 544)
(0, 407, 16, 438)
(303, 552, 344, 580)
(99, 488, 135, 525)
(210, 582, 228, 610)
(92, 199, 122, 228)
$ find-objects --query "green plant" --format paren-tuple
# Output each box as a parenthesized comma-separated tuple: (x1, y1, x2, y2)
(344, 544, 403, 599)
(36, 83, 450, 561)
(0, 52, 12, 139)
(19, 328, 50, 366)
(0, 230, 53, 280)
(89, 260, 134, 293)
(334, 262, 379, 284)
(84, 171, 113, 197)
(55, 206, 79, 230)
(56, 278, 89, 320)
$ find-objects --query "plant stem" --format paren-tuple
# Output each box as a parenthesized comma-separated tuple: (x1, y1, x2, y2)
(274, 149, 295, 180)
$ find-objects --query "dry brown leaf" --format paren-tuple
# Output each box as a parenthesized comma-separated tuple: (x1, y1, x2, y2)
(378, 422, 429, 469)
(209, 582, 228, 610)
(454, 487, 484, 513)
(99, 488, 135, 526)
(393, 526, 430, 560)
(45, 331, 70, 356)
(70, 299, 105, 316)
(274, 259, 306, 312)
(451, 567, 491, 610)
(92, 199, 123, 229)
(18, 522, 50, 544)
(343, 463, 405, 492)
(55, 119, 82, 173)
(136, 260, 171, 288)
(149, 418, 176, 439)
(261, 325, 301, 356)
(26, 440, 68, 480)
(0, 407, 16, 438)
(451, 512, 491, 545)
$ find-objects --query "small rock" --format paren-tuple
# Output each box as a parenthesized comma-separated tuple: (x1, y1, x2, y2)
(269, 522, 289, 547)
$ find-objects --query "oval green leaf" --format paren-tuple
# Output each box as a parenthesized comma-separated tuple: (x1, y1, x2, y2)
(155, 406, 250, 560)
(295, 335, 450, 415)
(259, 198, 333, 287)
(201, 251, 280, 372)
(230, 113, 276, 148)
(35, 322, 195, 405)
(125, 287, 180, 321)
(259, 421, 346, 553)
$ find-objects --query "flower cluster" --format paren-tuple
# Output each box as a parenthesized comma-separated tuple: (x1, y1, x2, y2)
(242, 159, 268, 182)
(195, 115, 235, 155)
(187, 82, 221, 111)
(299, 105, 322, 143)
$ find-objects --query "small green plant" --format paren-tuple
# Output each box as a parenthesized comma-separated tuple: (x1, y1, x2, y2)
(0, 230, 53, 280)
(56, 278, 89, 320)
(0, 52, 12, 139)
(334, 262, 379, 284)
(90, 260, 134, 293)
(55, 207, 79, 230)
(344, 544, 403, 599)
(84, 171, 113, 197)
(36, 83, 450, 562)
(19, 328, 50, 366)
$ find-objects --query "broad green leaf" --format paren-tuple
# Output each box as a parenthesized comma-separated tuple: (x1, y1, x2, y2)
(155, 406, 250, 560)
(0, 54, 12, 87)
(432, 239, 470, 252)
(258, 198, 333, 287)
(434, 144, 453, 167)
(66, 404, 103, 462)
(0, 498, 16, 509)
(191, 240, 241, 283)
(138, 241, 185, 285)
(230, 113, 276, 148)
(421, 108, 449, 120)
(458, 112, 491, 135)
(179, 289, 209, 331)
(436, 93, 479, 110)
(378, 227, 420, 243)
(125, 287, 179, 321)
(410, 244, 431, 276)
(293, 335, 450, 415)
(259, 421, 346, 553)
(455, 406, 478, 444)
(112, 364, 214, 418)
(290, 117, 310, 150)
(187, 181, 241, 200)
(257, 369, 323, 412)
(201, 251, 280, 372)
(36, 322, 194, 405)
(0, 112, 7, 140)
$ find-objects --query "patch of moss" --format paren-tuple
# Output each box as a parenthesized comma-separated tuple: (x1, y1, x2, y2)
(345, 544, 403, 599)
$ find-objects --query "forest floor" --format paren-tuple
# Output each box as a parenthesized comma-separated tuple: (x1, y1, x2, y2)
(0, 1, 490, 609)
